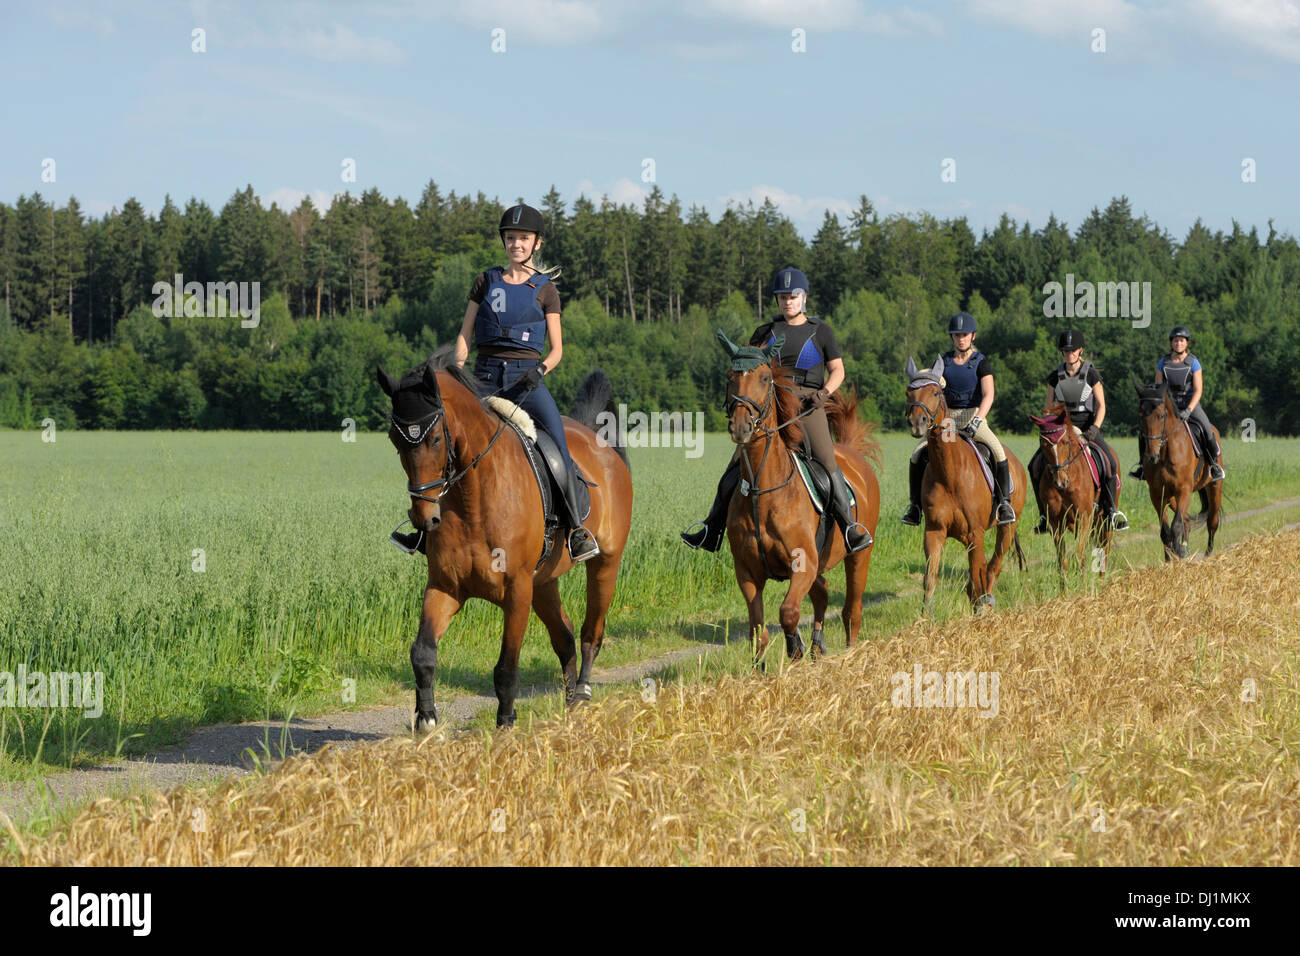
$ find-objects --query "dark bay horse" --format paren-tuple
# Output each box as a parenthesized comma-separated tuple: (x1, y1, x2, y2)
(905, 361, 1026, 613)
(1030, 401, 1113, 588)
(721, 337, 881, 664)
(378, 357, 633, 728)
(1134, 380, 1222, 560)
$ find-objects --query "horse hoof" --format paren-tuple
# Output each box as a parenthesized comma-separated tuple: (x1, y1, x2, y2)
(785, 632, 805, 660)
(414, 713, 438, 734)
(975, 594, 996, 612)
(496, 713, 517, 728)
(810, 629, 827, 657)
(568, 682, 592, 705)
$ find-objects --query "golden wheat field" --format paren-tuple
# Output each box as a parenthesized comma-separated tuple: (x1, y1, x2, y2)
(9, 530, 1300, 866)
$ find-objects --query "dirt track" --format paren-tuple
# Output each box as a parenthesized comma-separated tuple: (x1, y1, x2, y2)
(4, 495, 1299, 830)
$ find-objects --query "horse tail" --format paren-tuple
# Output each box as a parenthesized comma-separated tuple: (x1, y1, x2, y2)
(825, 388, 881, 468)
(573, 369, 628, 469)
(1012, 531, 1027, 572)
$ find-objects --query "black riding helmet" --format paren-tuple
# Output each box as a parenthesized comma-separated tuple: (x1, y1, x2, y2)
(498, 204, 545, 241)
(1058, 329, 1084, 350)
(1169, 325, 1191, 341)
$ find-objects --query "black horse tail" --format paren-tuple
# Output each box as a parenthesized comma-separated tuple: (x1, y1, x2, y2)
(573, 369, 627, 469)
(1012, 531, 1027, 572)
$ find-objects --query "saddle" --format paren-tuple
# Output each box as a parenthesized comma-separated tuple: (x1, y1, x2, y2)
(485, 397, 592, 568)
(794, 448, 857, 555)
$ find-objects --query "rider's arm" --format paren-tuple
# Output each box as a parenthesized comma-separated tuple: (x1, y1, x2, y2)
(454, 303, 477, 367)
(976, 365, 994, 420)
(541, 313, 562, 374)
(824, 357, 845, 395)
(1188, 369, 1203, 412)
(1093, 381, 1106, 429)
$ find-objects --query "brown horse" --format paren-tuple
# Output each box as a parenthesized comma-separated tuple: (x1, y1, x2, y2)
(377, 357, 633, 729)
(1134, 380, 1222, 560)
(905, 366, 1026, 614)
(1029, 402, 1113, 588)
(721, 340, 881, 664)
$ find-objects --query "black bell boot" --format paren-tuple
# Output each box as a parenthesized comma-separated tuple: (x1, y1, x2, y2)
(993, 459, 1016, 525)
(900, 457, 925, 526)
(681, 461, 741, 552)
(830, 469, 872, 553)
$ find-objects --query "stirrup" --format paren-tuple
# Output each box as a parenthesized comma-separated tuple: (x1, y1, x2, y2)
(389, 519, 424, 555)
(843, 521, 873, 553)
(1128, 463, 1144, 480)
(1033, 514, 1047, 535)
(1110, 510, 1129, 531)
(995, 501, 1016, 525)
(568, 527, 600, 562)
(900, 503, 922, 526)
(1209, 463, 1225, 482)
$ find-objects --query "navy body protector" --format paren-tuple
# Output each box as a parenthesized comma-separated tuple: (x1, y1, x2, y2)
(473, 267, 549, 351)
(942, 350, 985, 408)
(762, 317, 827, 388)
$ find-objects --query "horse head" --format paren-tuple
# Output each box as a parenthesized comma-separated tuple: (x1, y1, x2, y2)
(904, 355, 947, 438)
(717, 330, 793, 446)
(1134, 377, 1174, 465)
(1031, 402, 1077, 490)
(378, 360, 453, 534)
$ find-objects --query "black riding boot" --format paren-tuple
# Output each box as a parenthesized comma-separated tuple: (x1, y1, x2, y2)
(681, 461, 741, 552)
(1106, 471, 1129, 530)
(1201, 434, 1225, 481)
(1029, 450, 1047, 534)
(560, 468, 600, 562)
(390, 523, 426, 555)
(830, 469, 872, 553)
(1129, 434, 1146, 480)
(993, 459, 1016, 525)
(900, 457, 925, 525)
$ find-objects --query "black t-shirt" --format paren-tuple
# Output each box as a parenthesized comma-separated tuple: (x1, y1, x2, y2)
(749, 317, 841, 387)
(1045, 363, 1102, 428)
(1044, 365, 1101, 390)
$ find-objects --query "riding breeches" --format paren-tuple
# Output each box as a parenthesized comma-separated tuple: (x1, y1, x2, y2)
(796, 386, 837, 473)
(473, 356, 574, 472)
(910, 406, 1007, 463)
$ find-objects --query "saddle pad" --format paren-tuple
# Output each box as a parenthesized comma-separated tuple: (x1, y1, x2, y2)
(791, 450, 856, 515)
(503, 420, 557, 569)
(960, 436, 1013, 495)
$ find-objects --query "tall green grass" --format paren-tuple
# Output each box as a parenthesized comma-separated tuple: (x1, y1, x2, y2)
(1, 427, 1297, 774)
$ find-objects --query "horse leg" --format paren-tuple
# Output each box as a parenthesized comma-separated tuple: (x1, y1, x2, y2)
(809, 574, 829, 657)
(1053, 523, 1068, 593)
(493, 582, 534, 727)
(575, 554, 622, 699)
(967, 535, 994, 611)
(922, 528, 945, 616)
(779, 567, 817, 661)
(532, 578, 580, 706)
(1172, 490, 1191, 560)
(1204, 481, 1221, 556)
(412, 586, 463, 733)
(738, 573, 768, 669)
(841, 550, 870, 649)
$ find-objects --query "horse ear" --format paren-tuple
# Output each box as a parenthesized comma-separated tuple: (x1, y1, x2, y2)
(764, 334, 785, 361)
(905, 356, 919, 380)
(423, 362, 442, 401)
(377, 365, 399, 398)
(1029, 414, 1045, 427)
(1131, 373, 1145, 395)
(715, 329, 740, 358)
(930, 355, 945, 381)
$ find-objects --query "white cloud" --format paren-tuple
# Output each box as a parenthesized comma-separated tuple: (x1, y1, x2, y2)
(964, 0, 1142, 36)
(263, 188, 336, 213)
(574, 177, 650, 207)
(371, 0, 615, 45)
(716, 184, 857, 235)
(1192, 0, 1300, 62)
(699, 0, 943, 35)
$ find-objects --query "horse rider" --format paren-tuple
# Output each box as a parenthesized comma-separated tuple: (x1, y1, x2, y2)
(1129, 326, 1225, 483)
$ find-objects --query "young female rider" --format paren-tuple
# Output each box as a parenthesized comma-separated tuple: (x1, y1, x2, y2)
(901, 312, 1016, 526)
(681, 267, 872, 554)
(1028, 329, 1129, 533)
(1129, 326, 1225, 482)
(390, 203, 600, 561)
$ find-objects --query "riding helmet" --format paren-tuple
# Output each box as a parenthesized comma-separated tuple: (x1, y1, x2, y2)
(1058, 329, 1085, 350)
(771, 267, 809, 296)
(1169, 325, 1191, 341)
(948, 312, 977, 335)
(498, 204, 545, 240)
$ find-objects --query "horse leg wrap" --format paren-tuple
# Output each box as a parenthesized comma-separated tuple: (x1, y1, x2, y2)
(811, 628, 826, 656)
(416, 687, 436, 714)
(785, 631, 805, 659)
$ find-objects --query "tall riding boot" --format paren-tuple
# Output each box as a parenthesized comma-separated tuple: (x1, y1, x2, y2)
(1202, 434, 1225, 481)
(1029, 452, 1047, 534)
(390, 522, 427, 555)
(681, 461, 741, 552)
(1129, 434, 1146, 480)
(1107, 471, 1129, 530)
(560, 468, 600, 562)
(830, 469, 872, 553)
(900, 457, 926, 525)
(993, 459, 1016, 525)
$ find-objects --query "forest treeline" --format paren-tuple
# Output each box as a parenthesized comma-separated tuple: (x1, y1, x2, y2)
(1, 184, 1297, 435)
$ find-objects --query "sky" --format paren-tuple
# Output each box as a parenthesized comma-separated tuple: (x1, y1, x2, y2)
(3, 0, 1299, 242)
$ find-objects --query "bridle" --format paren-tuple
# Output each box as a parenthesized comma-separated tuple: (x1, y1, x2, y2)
(391, 398, 507, 506)
(1139, 396, 1174, 461)
(906, 382, 946, 433)
(1037, 421, 1084, 486)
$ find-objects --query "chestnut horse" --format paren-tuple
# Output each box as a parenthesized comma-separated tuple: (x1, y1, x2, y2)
(1134, 380, 1222, 560)
(378, 356, 633, 729)
(905, 365, 1026, 614)
(1030, 401, 1113, 589)
(721, 339, 881, 664)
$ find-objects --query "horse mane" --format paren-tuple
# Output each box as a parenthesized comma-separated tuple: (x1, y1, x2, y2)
(771, 361, 805, 452)
(420, 345, 488, 407)
(825, 388, 881, 466)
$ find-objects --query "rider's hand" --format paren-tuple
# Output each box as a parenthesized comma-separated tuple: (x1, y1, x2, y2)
(1084, 424, 1100, 442)
(962, 415, 983, 438)
(1177, 408, 1191, 421)
(520, 365, 546, 393)
(801, 388, 829, 411)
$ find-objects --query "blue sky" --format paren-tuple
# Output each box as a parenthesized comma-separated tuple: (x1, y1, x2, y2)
(4, 0, 1299, 241)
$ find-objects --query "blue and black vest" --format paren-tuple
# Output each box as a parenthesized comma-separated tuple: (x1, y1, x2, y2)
(762, 317, 829, 388)
(473, 267, 549, 352)
(943, 350, 985, 409)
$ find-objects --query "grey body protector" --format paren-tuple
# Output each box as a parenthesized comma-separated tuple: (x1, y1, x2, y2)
(1162, 353, 1197, 409)
(1054, 360, 1097, 430)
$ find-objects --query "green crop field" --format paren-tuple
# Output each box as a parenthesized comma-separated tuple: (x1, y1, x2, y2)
(2, 425, 1298, 777)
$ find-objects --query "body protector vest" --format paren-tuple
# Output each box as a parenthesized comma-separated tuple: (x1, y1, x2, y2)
(473, 267, 549, 352)
(1162, 353, 1197, 409)
(943, 350, 985, 409)
(1054, 360, 1097, 429)
(763, 318, 828, 388)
